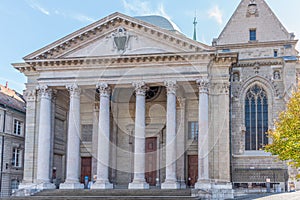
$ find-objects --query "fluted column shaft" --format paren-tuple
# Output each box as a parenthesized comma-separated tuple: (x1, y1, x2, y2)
(195, 78, 210, 189)
(60, 83, 83, 189)
(22, 89, 37, 184)
(128, 81, 149, 189)
(161, 81, 180, 189)
(36, 85, 52, 184)
(91, 83, 113, 189)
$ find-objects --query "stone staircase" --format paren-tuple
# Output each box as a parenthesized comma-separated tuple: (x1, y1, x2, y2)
(4, 189, 196, 200)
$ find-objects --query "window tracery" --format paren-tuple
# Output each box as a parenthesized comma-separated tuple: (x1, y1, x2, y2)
(245, 84, 268, 150)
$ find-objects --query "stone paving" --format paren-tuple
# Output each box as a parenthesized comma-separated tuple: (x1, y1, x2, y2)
(234, 191, 300, 200)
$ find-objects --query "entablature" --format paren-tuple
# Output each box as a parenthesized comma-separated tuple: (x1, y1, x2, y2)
(15, 52, 222, 72)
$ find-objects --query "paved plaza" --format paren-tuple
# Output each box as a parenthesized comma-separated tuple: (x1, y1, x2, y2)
(237, 191, 300, 200)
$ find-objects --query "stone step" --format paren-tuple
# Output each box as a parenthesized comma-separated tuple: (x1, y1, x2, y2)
(5, 197, 195, 200)
(34, 189, 192, 197)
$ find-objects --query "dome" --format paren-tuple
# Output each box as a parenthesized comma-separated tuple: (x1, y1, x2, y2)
(134, 15, 181, 33)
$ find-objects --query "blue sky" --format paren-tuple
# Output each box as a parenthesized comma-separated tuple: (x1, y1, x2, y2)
(1, 0, 299, 93)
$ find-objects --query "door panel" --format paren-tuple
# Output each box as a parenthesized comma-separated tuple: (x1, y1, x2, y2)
(188, 155, 198, 187)
(145, 137, 157, 186)
(81, 157, 92, 183)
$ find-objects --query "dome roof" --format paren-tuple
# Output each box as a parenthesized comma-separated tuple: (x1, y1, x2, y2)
(134, 15, 181, 33)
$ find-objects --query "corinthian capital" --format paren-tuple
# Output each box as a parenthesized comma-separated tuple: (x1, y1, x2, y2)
(196, 78, 209, 94)
(220, 82, 230, 94)
(96, 82, 111, 98)
(164, 80, 177, 95)
(36, 85, 52, 99)
(24, 89, 37, 101)
(66, 83, 81, 97)
(133, 81, 149, 96)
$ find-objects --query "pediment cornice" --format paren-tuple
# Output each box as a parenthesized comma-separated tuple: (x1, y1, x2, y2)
(18, 52, 221, 72)
(24, 12, 213, 61)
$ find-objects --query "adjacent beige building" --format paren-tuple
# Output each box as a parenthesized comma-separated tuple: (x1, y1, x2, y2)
(0, 83, 26, 197)
(12, 0, 300, 197)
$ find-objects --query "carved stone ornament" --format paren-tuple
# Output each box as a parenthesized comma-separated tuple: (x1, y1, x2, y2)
(164, 80, 178, 95)
(247, 0, 258, 16)
(112, 27, 130, 53)
(220, 82, 230, 94)
(133, 81, 149, 96)
(66, 83, 81, 97)
(24, 89, 37, 101)
(36, 85, 52, 99)
(196, 78, 209, 94)
(177, 97, 186, 109)
(273, 70, 281, 80)
(96, 82, 111, 98)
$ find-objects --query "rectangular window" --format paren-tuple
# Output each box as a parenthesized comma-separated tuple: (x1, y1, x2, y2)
(249, 29, 256, 41)
(11, 179, 20, 190)
(188, 121, 198, 140)
(13, 119, 22, 135)
(274, 49, 278, 57)
(12, 148, 21, 167)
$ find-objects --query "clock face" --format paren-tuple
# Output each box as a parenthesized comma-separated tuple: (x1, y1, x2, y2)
(248, 4, 257, 15)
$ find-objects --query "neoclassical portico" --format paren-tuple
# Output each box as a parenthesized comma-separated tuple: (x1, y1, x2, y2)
(14, 12, 236, 196)
(29, 77, 219, 190)
(13, 1, 300, 198)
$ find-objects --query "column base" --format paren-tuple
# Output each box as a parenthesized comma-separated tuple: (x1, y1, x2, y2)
(91, 181, 113, 189)
(195, 179, 211, 190)
(16, 183, 36, 196)
(14, 182, 55, 196)
(59, 182, 84, 189)
(192, 180, 233, 199)
(36, 182, 56, 190)
(161, 180, 180, 189)
(128, 180, 149, 189)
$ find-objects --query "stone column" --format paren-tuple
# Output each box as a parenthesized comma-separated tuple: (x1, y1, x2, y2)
(128, 81, 149, 189)
(60, 83, 84, 189)
(161, 81, 180, 189)
(36, 85, 56, 189)
(91, 104, 99, 181)
(91, 83, 113, 189)
(19, 89, 36, 186)
(195, 78, 210, 189)
(176, 97, 186, 188)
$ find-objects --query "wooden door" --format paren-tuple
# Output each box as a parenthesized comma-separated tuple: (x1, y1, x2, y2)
(188, 155, 198, 187)
(80, 157, 92, 183)
(145, 137, 157, 186)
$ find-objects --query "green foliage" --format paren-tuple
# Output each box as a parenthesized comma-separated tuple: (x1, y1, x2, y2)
(265, 88, 300, 167)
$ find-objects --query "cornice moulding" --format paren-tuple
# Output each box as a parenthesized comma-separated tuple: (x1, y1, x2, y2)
(216, 39, 298, 50)
(23, 12, 214, 61)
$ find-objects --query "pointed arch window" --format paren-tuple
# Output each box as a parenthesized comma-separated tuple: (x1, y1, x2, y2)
(245, 84, 268, 150)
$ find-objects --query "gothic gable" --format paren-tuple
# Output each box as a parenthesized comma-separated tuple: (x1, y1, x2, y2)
(216, 0, 293, 45)
(24, 12, 213, 61)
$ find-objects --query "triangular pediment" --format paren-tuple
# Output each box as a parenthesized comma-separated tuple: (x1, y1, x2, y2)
(24, 12, 213, 61)
(216, 0, 292, 45)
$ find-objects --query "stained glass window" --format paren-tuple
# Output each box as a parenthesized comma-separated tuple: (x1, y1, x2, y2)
(245, 84, 268, 150)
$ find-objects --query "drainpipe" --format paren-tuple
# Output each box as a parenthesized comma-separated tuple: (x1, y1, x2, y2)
(0, 108, 7, 196)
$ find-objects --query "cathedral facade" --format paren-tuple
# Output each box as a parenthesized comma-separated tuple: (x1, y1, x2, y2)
(13, 0, 299, 195)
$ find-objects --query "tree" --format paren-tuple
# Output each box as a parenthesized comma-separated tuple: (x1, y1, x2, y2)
(265, 88, 300, 168)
